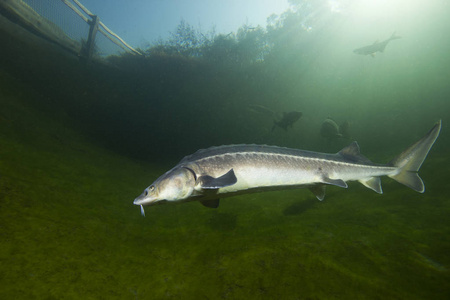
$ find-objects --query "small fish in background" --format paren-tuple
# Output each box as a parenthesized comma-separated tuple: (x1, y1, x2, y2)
(353, 32, 401, 57)
(338, 120, 351, 139)
(272, 111, 302, 131)
(248, 104, 302, 132)
(320, 118, 351, 140)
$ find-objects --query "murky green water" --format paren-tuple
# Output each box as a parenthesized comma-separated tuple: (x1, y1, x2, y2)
(1, 1, 450, 299)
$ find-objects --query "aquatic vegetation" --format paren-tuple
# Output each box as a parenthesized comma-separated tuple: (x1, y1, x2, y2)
(1, 72, 449, 298)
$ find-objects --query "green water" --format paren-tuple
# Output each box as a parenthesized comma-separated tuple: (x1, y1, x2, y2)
(1, 2, 450, 299)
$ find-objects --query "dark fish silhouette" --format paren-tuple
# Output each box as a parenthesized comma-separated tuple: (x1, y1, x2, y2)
(353, 32, 401, 57)
(272, 111, 302, 131)
(339, 120, 351, 139)
(320, 118, 351, 140)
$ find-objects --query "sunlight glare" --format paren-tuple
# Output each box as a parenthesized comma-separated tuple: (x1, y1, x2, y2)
(328, 0, 343, 13)
(351, 0, 411, 20)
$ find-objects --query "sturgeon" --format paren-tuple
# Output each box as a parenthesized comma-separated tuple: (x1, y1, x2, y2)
(134, 121, 441, 216)
(353, 32, 401, 57)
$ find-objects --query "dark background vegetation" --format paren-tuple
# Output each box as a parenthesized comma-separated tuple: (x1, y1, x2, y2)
(0, 1, 362, 161)
(2, 0, 447, 163)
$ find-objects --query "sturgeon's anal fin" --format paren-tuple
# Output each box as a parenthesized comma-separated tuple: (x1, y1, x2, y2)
(359, 177, 383, 194)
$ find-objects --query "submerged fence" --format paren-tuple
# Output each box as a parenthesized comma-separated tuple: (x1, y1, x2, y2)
(0, 0, 141, 59)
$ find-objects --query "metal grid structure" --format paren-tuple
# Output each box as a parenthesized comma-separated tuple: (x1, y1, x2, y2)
(2, 0, 141, 58)
(23, 0, 89, 43)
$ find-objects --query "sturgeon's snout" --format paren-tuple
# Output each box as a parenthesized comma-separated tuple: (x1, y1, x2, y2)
(133, 193, 160, 206)
(133, 191, 150, 205)
(133, 197, 143, 205)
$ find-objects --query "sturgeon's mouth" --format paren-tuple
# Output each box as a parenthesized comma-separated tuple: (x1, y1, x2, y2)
(133, 197, 159, 206)
(133, 196, 167, 206)
(133, 197, 146, 205)
(133, 197, 156, 217)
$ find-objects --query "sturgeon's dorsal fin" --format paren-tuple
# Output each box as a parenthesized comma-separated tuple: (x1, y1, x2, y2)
(339, 141, 361, 156)
(200, 199, 220, 208)
(338, 142, 373, 164)
(199, 169, 237, 189)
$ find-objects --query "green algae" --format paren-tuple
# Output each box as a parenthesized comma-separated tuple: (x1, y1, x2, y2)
(0, 79, 449, 300)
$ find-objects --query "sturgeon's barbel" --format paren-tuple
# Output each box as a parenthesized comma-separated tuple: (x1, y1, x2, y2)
(134, 121, 441, 216)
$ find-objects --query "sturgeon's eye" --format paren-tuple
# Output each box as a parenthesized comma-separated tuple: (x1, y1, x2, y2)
(145, 185, 155, 196)
(144, 186, 154, 196)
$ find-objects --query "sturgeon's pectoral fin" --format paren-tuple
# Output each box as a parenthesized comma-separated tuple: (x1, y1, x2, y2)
(309, 185, 326, 201)
(322, 176, 348, 188)
(359, 177, 383, 194)
(200, 199, 220, 208)
(199, 169, 237, 189)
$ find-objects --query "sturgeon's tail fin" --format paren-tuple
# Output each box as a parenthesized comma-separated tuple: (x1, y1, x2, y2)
(388, 120, 441, 192)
